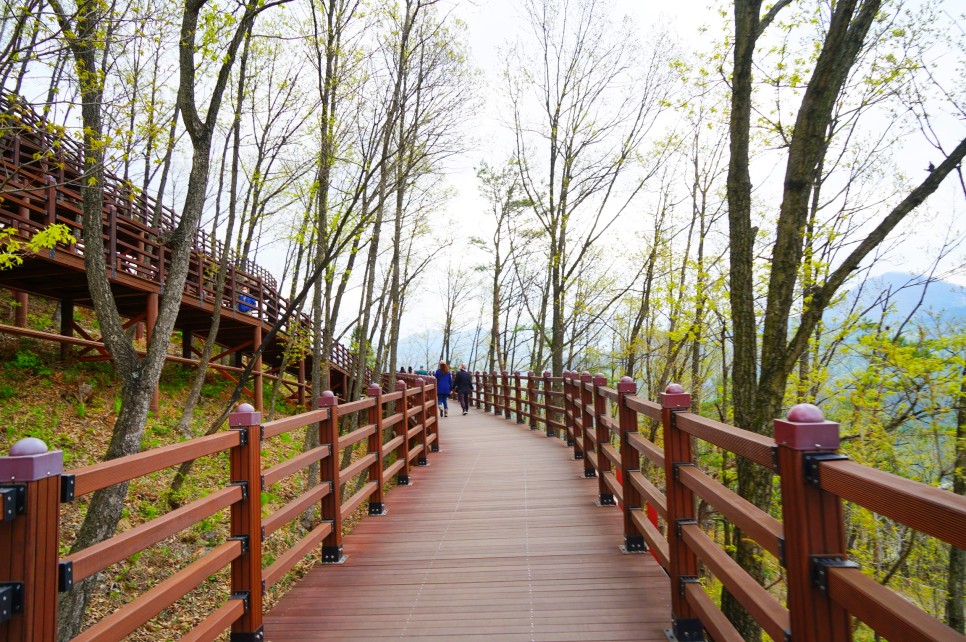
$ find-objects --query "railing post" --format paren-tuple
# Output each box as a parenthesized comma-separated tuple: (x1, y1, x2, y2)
(661, 383, 701, 641)
(776, 404, 849, 642)
(580, 372, 594, 474)
(0, 438, 62, 642)
(425, 375, 439, 453)
(543, 371, 554, 438)
(593, 374, 614, 505)
(513, 371, 524, 424)
(415, 378, 429, 466)
(366, 384, 386, 515)
(395, 380, 410, 486)
(482, 372, 491, 413)
(527, 371, 538, 430)
(318, 391, 345, 564)
(562, 371, 575, 447)
(472, 372, 480, 409)
(106, 205, 117, 278)
(227, 403, 264, 641)
(44, 175, 56, 226)
(617, 377, 645, 552)
(252, 324, 263, 412)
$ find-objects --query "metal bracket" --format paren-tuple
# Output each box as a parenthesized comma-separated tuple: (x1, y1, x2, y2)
(229, 590, 250, 612)
(368, 502, 386, 516)
(671, 616, 705, 641)
(229, 626, 264, 642)
(231, 426, 249, 447)
(811, 555, 859, 593)
(322, 544, 346, 565)
(679, 575, 700, 598)
(59, 560, 74, 592)
(673, 462, 695, 481)
(0, 485, 25, 521)
(620, 535, 647, 554)
(61, 474, 76, 503)
(803, 452, 849, 486)
(229, 535, 250, 554)
(230, 480, 249, 501)
(0, 582, 24, 624)
(676, 519, 697, 539)
(778, 536, 786, 567)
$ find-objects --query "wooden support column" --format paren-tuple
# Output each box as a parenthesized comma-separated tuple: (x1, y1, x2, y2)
(318, 391, 344, 563)
(252, 324, 263, 412)
(181, 329, 193, 360)
(146, 292, 159, 412)
(14, 291, 28, 327)
(394, 380, 410, 486)
(366, 384, 386, 515)
(481, 372, 490, 412)
(593, 374, 614, 504)
(661, 383, 700, 640)
(501, 370, 511, 419)
(297, 359, 306, 408)
(776, 404, 849, 642)
(60, 299, 73, 360)
(227, 404, 264, 640)
(562, 371, 575, 447)
(0, 438, 63, 642)
(617, 376, 646, 552)
(580, 372, 594, 476)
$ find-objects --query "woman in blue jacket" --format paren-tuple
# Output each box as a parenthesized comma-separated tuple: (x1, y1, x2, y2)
(434, 361, 453, 417)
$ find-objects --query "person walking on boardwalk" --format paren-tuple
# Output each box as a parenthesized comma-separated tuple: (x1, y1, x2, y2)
(435, 360, 453, 417)
(453, 364, 473, 415)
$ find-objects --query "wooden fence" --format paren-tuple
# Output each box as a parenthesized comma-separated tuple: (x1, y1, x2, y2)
(471, 369, 966, 642)
(0, 377, 438, 641)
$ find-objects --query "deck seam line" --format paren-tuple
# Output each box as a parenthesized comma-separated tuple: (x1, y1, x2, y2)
(398, 445, 482, 639)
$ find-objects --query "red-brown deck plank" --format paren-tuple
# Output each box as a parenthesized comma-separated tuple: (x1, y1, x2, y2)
(264, 409, 671, 641)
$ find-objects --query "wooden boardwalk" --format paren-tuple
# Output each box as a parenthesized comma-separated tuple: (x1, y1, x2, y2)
(264, 407, 671, 641)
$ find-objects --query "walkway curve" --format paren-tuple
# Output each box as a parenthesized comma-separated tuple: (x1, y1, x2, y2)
(265, 407, 671, 641)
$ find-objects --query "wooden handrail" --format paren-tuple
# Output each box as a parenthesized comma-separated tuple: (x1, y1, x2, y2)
(468, 371, 966, 642)
(0, 375, 440, 641)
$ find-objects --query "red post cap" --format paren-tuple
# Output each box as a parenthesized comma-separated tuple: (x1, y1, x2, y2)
(367, 383, 382, 396)
(593, 373, 607, 386)
(543, 371, 552, 378)
(229, 403, 262, 427)
(395, 380, 408, 391)
(616, 375, 636, 394)
(774, 403, 840, 450)
(1, 438, 63, 481)
(659, 383, 690, 410)
(317, 390, 337, 407)
(580, 372, 592, 382)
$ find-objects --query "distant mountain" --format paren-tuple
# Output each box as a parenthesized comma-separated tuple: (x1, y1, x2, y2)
(839, 272, 966, 324)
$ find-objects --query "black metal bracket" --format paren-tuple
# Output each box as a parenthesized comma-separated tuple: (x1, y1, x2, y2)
(0, 485, 25, 521)
(397, 475, 410, 486)
(679, 575, 700, 598)
(530, 424, 539, 430)
(229, 625, 264, 642)
(596, 493, 615, 506)
(58, 560, 74, 592)
(811, 555, 859, 593)
(229, 535, 250, 555)
(368, 502, 386, 516)
(231, 426, 249, 447)
(229, 590, 251, 612)
(430, 444, 439, 453)
(676, 518, 697, 539)
(230, 480, 249, 501)
(59, 474, 76, 503)
(771, 444, 780, 473)
(322, 544, 346, 565)
(673, 462, 695, 482)
(620, 534, 647, 554)
(671, 616, 705, 641)
(0, 582, 24, 624)
(803, 452, 849, 486)
(583, 468, 596, 478)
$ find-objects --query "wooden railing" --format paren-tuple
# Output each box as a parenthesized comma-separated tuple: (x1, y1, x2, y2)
(471, 370, 966, 642)
(0, 94, 365, 380)
(0, 377, 437, 641)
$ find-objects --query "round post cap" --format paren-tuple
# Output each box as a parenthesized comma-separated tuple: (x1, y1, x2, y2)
(775, 403, 840, 450)
(10, 437, 48, 456)
(317, 390, 337, 406)
(617, 375, 637, 393)
(659, 382, 690, 409)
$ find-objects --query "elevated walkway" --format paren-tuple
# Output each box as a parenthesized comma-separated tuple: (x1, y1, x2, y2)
(265, 407, 671, 641)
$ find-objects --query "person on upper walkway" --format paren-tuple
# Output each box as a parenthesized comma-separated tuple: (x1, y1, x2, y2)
(434, 360, 452, 417)
(453, 364, 473, 415)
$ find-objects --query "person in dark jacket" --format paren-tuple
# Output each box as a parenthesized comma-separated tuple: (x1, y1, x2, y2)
(434, 361, 453, 417)
(453, 364, 473, 415)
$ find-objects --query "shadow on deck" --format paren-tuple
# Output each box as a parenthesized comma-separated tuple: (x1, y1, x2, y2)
(265, 408, 671, 641)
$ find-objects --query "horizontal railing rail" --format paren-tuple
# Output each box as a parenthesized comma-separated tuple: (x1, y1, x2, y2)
(468, 370, 966, 642)
(0, 376, 438, 641)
